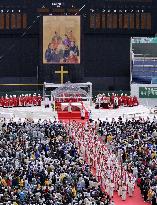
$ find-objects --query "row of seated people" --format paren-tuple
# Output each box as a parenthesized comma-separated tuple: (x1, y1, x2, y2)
(0, 94, 42, 108)
(95, 93, 139, 109)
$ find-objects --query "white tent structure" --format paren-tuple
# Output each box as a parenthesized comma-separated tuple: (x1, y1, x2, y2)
(43, 82, 92, 110)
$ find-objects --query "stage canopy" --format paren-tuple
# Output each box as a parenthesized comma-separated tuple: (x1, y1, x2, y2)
(51, 82, 89, 99)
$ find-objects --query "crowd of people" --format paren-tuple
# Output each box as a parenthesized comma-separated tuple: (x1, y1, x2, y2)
(0, 109, 157, 204)
(67, 121, 135, 202)
(95, 93, 139, 109)
(96, 116, 157, 204)
(64, 116, 157, 204)
(0, 118, 114, 205)
(0, 94, 42, 108)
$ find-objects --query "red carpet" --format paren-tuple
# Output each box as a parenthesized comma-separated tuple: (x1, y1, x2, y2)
(90, 165, 148, 205)
(113, 186, 150, 205)
(86, 144, 148, 205)
(71, 122, 149, 205)
(57, 110, 89, 121)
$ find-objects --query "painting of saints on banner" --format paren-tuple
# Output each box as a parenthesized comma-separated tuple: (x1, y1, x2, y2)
(43, 16, 80, 64)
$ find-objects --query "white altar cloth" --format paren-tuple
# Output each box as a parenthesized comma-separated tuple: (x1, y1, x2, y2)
(61, 102, 82, 111)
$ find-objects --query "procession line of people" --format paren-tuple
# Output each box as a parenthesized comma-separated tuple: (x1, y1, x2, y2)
(91, 116, 157, 204)
(65, 120, 136, 203)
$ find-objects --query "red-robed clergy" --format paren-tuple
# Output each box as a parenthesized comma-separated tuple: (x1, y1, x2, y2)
(133, 96, 139, 106)
(22, 95, 27, 107)
(33, 94, 37, 106)
(118, 94, 123, 107)
(110, 93, 115, 105)
(19, 95, 24, 106)
(0, 97, 4, 107)
(16, 96, 20, 107)
(103, 96, 110, 109)
(25, 95, 30, 106)
(37, 95, 42, 106)
(9, 96, 14, 107)
(13, 96, 18, 107)
(25, 95, 29, 106)
(3, 96, 9, 107)
(28, 95, 33, 106)
(127, 96, 134, 107)
(123, 94, 128, 107)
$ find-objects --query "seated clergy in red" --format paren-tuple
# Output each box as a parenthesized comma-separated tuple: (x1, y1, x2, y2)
(13, 95, 19, 107)
(9, 96, 14, 107)
(28, 94, 33, 106)
(37, 94, 42, 106)
(118, 94, 123, 107)
(110, 93, 115, 105)
(102, 96, 110, 109)
(122, 94, 128, 107)
(77, 94, 82, 102)
(23, 95, 28, 106)
(133, 96, 139, 106)
(0, 97, 4, 107)
(19, 95, 25, 106)
(26, 94, 33, 107)
(3, 95, 9, 108)
(22, 95, 27, 107)
(127, 96, 134, 107)
(33, 94, 37, 106)
(16, 96, 20, 107)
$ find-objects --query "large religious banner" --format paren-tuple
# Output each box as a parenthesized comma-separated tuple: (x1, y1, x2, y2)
(43, 16, 80, 64)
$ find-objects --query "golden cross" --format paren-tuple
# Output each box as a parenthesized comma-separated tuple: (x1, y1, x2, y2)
(55, 66, 68, 84)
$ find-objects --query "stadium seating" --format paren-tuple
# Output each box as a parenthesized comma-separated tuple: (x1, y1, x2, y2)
(132, 59, 157, 83)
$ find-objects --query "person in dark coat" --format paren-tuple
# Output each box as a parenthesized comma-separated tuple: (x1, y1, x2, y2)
(45, 43, 53, 62)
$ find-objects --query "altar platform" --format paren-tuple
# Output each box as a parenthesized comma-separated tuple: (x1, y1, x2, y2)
(57, 109, 89, 121)
(60, 102, 82, 111)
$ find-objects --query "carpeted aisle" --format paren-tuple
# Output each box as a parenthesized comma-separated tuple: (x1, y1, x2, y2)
(113, 185, 150, 205)
(97, 137, 150, 205)
(89, 143, 150, 205)
(72, 122, 150, 205)
(90, 167, 149, 205)
(57, 109, 89, 121)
